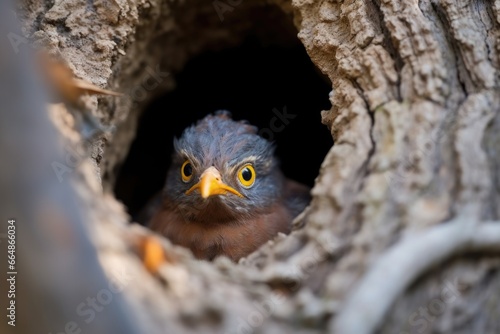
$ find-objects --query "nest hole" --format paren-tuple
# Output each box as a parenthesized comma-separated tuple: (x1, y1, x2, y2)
(114, 17, 332, 221)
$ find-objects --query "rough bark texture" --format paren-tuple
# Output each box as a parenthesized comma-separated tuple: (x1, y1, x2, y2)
(16, 0, 500, 333)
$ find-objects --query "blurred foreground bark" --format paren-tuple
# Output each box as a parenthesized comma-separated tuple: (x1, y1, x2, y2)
(0, 2, 139, 334)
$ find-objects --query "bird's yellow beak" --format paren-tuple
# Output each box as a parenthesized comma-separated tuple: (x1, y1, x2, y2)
(185, 166, 243, 199)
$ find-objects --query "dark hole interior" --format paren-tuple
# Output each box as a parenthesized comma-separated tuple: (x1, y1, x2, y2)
(114, 37, 332, 220)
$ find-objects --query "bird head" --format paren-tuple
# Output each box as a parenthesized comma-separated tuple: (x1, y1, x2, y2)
(163, 111, 283, 224)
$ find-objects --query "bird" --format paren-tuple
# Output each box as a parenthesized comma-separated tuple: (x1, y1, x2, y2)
(148, 110, 310, 261)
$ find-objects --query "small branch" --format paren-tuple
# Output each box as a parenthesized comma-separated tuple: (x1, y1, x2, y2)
(332, 220, 500, 334)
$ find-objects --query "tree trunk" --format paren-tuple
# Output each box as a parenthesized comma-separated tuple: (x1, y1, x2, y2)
(9, 0, 500, 333)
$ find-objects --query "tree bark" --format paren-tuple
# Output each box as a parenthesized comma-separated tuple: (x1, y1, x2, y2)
(11, 0, 500, 333)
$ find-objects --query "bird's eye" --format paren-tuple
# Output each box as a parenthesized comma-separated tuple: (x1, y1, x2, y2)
(237, 164, 256, 188)
(181, 160, 193, 182)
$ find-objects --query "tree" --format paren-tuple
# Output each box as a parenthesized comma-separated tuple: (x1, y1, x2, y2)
(6, 0, 500, 333)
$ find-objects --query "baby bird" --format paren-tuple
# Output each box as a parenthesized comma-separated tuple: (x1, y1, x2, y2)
(148, 111, 310, 261)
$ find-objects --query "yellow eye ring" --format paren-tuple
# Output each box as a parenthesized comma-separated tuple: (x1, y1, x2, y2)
(181, 160, 193, 183)
(237, 164, 256, 188)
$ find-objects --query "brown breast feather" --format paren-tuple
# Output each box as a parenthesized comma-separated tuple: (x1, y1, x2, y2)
(149, 199, 292, 261)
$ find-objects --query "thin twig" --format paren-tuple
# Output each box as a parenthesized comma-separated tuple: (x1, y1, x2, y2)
(332, 220, 500, 334)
